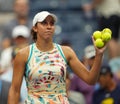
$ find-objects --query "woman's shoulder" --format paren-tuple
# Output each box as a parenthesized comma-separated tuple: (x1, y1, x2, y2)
(59, 45, 76, 61)
(61, 45, 74, 54)
(15, 45, 30, 62)
(19, 46, 29, 54)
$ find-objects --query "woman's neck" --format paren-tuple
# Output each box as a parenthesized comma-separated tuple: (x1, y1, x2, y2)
(35, 40, 54, 52)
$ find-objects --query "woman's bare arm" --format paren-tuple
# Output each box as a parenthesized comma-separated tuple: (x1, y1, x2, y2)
(62, 41, 106, 85)
(8, 47, 29, 104)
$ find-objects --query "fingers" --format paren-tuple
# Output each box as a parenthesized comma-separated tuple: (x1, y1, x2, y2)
(91, 36, 107, 53)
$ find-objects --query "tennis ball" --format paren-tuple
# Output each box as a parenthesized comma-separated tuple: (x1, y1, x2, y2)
(102, 28, 112, 35)
(102, 32, 111, 42)
(93, 31, 102, 40)
(95, 38, 104, 48)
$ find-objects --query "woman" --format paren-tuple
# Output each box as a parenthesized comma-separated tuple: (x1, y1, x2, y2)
(8, 11, 107, 104)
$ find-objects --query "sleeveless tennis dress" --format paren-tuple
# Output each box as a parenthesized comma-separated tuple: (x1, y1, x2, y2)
(24, 43, 70, 104)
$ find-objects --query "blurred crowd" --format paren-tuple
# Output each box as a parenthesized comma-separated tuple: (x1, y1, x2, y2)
(0, 0, 120, 104)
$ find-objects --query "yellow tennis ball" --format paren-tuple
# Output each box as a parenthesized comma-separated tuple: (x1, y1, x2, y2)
(95, 38, 104, 48)
(102, 32, 111, 42)
(93, 31, 102, 40)
(102, 28, 112, 35)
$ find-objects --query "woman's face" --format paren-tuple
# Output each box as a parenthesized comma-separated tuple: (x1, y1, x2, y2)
(33, 15, 55, 40)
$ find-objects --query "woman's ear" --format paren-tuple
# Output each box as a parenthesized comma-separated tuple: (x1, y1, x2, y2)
(32, 26, 37, 32)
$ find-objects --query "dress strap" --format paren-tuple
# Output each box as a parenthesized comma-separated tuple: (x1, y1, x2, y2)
(27, 43, 34, 64)
(56, 44, 67, 64)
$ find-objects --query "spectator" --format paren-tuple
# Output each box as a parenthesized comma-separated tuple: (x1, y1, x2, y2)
(1, 38, 12, 50)
(70, 45, 96, 104)
(2, 0, 32, 40)
(82, 0, 120, 59)
(0, 42, 13, 74)
(0, 25, 30, 73)
(0, 25, 30, 103)
(109, 57, 120, 83)
(92, 64, 120, 104)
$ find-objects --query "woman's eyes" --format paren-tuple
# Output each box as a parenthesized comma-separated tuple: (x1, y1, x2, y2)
(41, 21, 47, 25)
(41, 21, 54, 26)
